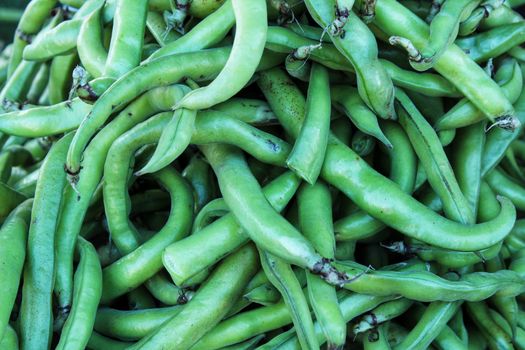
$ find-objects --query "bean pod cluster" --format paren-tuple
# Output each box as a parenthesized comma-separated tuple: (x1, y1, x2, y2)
(1, 0, 525, 349)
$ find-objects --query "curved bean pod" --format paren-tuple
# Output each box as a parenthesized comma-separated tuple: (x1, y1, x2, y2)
(7, 0, 57, 77)
(129, 244, 259, 350)
(23, 19, 80, 61)
(54, 85, 188, 317)
(174, 0, 267, 110)
(413, 0, 480, 71)
(162, 170, 300, 286)
(435, 59, 523, 131)
(304, 0, 395, 119)
(333, 120, 416, 241)
(146, 0, 234, 62)
(94, 306, 184, 341)
(486, 168, 525, 211)
(374, 0, 517, 126)
(101, 163, 193, 302)
(201, 143, 347, 284)
(55, 237, 102, 350)
(331, 85, 392, 148)
(457, 22, 525, 63)
(258, 68, 516, 251)
(66, 47, 282, 176)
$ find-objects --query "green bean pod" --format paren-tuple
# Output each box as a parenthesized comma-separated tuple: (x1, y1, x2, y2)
(201, 143, 347, 285)
(0, 199, 31, 341)
(23, 19, 80, 61)
(353, 298, 414, 335)
(258, 68, 516, 251)
(304, 0, 396, 119)
(47, 53, 77, 105)
(451, 122, 485, 217)
(396, 89, 473, 224)
(0, 59, 40, 107)
(486, 168, 525, 211)
(374, 0, 517, 126)
(26, 63, 49, 103)
(457, 22, 525, 63)
(104, 0, 147, 78)
(162, 170, 300, 286)
(7, 0, 58, 77)
(103, 112, 186, 253)
(77, 2, 107, 78)
(55, 237, 102, 350)
(260, 250, 319, 350)
(336, 261, 525, 301)
(0, 98, 90, 137)
(146, 11, 180, 47)
(182, 154, 216, 212)
(331, 85, 392, 148)
(480, 3, 523, 29)
(415, 0, 480, 71)
(394, 301, 462, 350)
(243, 283, 281, 306)
(19, 133, 72, 348)
(333, 121, 416, 241)
(65, 47, 282, 176)
(192, 198, 228, 233)
(286, 63, 330, 184)
(466, 302, 513, 350)
(54, 85, 188, 314)
(101, 166, 193, 302)
(94, 305, 184, 341)
(174, 0, 268, 110)
(298, 181, 346, 349)
(0, 325, 19, 350)
(137, 94, 196, 174)
(191, 110, 292, 166)
(100, 112, 194, 304)
(146, 0, 234, 62)
(129, 244, 259, 350)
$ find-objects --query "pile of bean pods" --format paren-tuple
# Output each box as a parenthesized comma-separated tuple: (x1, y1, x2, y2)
(3, 0, 525, 349)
